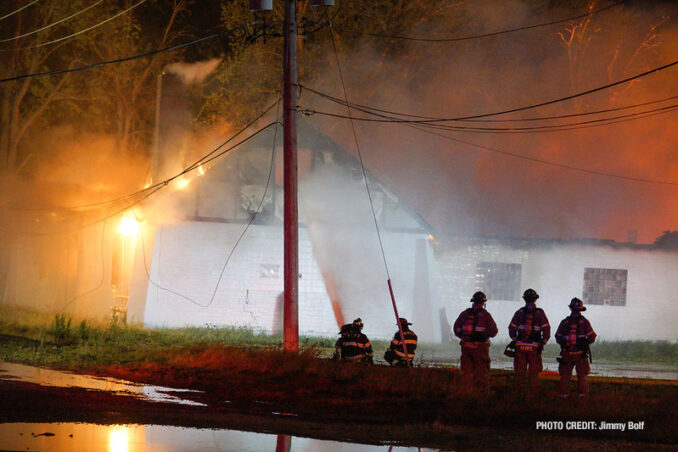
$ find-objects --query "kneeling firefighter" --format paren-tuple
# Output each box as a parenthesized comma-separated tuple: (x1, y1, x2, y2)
(332, 321, 373, 363)
(384, 318, 417, 367)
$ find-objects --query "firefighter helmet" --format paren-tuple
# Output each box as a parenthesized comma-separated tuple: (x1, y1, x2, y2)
(522, 288, 539, 302)
(352, 318, 363, 331)
(339, 324, 353, 335)
(471, 291, 487, 303)
(568, 297, 587, 311)
(399, 318, 412, 326)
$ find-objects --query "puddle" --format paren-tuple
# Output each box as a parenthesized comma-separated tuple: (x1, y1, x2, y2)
(0, 361, 206, 406)
(0, 423, 438, 452)
(489, 360, 678, 380)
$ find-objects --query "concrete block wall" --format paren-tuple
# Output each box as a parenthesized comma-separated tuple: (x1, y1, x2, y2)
(436, 241, 678, 342)
(131, 221, 438, 341)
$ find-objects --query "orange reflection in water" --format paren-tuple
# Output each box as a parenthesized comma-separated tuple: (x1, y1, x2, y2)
(0, 423, 148, 452)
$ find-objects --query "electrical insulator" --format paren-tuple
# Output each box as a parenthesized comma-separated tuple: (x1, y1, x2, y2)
(250, 0, 273, 11)
(311, 0, 334, 6)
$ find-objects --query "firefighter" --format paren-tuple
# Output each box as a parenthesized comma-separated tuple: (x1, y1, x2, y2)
(384, 318, 417, 367)
(332, 322, 371, 363)
(508, 288, 551, 386)
(555, 298, 597, 398)
(453, 291, 498, 390)
(352, 318, 374, 364)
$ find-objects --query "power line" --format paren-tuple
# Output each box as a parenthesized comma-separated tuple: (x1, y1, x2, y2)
(144, 107, 284, 309)
(0, 0, 149, 51)
(301, 84, 678, 123)
(0, 0, 40, 23)
(0, 22, 258, 83)
(18, 120, 280, 235)
(299, 56, 678, 121)
(8, 97, 279, 215)
(327, 12, 392, 281)
(0, 0, 104, 43)
(363, 1, 624, 43)
(298, 102, 678, 133)
(403, 123, 678, 186)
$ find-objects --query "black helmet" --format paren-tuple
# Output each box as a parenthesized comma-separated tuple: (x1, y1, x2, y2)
(522, 288, 539, 302)
(399, 318, 412, 326)
(352, 318, 363, 331)
(569, 297, 587, 311)
(471, 291, 487, 303)
(339, 324, 353, 335)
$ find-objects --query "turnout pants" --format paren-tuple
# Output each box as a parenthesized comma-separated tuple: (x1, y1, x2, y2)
(514, 346, 542, 384)
(558, 351, 590, 396)
(460, 341, 491, 389)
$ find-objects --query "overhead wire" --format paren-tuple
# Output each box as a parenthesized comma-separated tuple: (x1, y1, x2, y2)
(300, 84, 678, 123)
(1, 0, 149, 51)
(0, 0, 104, 43)
(403, 122, 678, 186)
(299, 54, 678, 122)
(0, 21, 260, 82)
(142, 100, 283, 309)
(327, 11, 413, 365)
(0, 0, 40, 23)
(298, 89, 678, 185)
(298, 102, 678, 133)
(326, 13, 391, 281)
(8, 97, 279, 215)
(363, 0, 625, 43)
(19, 119, 280, 235)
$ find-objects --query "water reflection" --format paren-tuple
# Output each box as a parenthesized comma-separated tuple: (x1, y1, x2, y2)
(0, 423, 437, 452)
(490, 359, 678, 379)
(0, 362, 205, 406)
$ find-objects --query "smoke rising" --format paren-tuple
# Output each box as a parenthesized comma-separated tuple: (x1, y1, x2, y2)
(165, 58, 222, 85)
(306, 0, 678, 245)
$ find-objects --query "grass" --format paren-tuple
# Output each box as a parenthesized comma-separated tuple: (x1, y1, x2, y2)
(1, 304, 677, 366)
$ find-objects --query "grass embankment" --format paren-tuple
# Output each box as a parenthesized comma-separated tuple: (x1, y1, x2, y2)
(1, 306, 677, 448)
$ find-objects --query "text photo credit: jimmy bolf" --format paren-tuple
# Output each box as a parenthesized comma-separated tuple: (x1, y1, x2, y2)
(536, 421, 646, 431)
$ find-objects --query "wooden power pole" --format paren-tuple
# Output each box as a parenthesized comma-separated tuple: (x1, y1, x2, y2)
(283, 0, 299, 352)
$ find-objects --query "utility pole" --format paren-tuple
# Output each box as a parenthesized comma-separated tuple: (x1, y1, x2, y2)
(282, 0, 299, 353)
(251, 0, 333, 353)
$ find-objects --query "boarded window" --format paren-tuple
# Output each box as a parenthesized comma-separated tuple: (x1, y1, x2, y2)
(583, 268, 627, 306)
(476, 262, 522, 301)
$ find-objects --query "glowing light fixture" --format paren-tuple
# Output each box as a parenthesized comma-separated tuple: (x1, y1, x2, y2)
(108, 426, 129, 452)
(198, 165, 206, 176)
(428, 234, 435, 242)
(174, 176, 191, 190)
(250, 0, 272, 11)
(118, 213, 140, 236)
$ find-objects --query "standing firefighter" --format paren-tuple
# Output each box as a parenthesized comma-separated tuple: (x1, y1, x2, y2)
(453, 291, 498, 390)
(555, 298, 596, 398)
(384, 318, 417, 367)
(352, 318, 374, 364)
(508, 288, 551, 386)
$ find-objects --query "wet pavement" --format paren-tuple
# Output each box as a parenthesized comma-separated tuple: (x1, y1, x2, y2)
(0, 361, 206, 406)
(1, 360, 676, 450)
(489, 359, 678, 380)
(0, 422, 436, 452)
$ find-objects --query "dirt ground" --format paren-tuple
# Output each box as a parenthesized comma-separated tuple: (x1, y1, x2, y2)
(1, 363, 676, 451)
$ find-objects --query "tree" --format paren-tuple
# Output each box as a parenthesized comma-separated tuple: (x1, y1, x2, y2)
(196, 0, 463, 127)
(0, 0, 192, 176)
